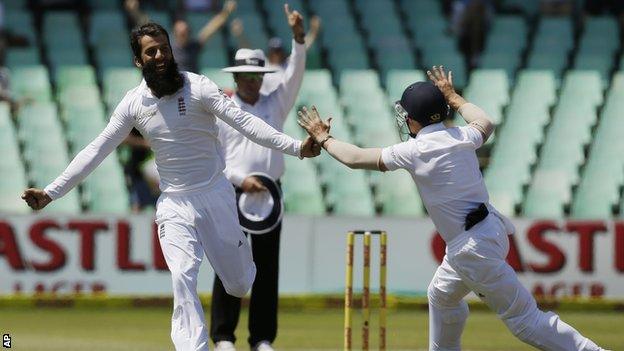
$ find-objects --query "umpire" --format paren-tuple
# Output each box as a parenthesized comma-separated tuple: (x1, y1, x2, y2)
(211, 4, 307, 351)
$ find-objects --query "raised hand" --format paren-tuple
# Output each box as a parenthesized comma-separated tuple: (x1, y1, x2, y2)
(125, 0, 139, 12)
(223, 0, 237, 14)
(427, 65, 456, 99)
(230, 18, 244, 37)
(310, 15, 321, 32)
(427, 65, 467, 110)
(297, 106, 331, 144)
(284, 3, 305, 43)
(21, 188, 52, 210)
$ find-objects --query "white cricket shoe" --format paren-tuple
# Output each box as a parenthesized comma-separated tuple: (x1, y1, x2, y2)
(214, 340, 236, 351)
(252, 340, 274, 351)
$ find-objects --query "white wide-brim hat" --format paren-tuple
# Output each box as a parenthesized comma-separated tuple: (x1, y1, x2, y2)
(222, 48, 278, 73)
(236, 173, 283, 235)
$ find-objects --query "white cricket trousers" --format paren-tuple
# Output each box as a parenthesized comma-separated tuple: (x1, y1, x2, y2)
(428, 214, 605, 351)
(156, 177, 256, 351)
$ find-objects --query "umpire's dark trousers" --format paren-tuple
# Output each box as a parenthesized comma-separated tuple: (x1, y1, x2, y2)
(210, 206, 281, 346)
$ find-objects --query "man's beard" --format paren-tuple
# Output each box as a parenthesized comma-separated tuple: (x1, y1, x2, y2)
(142, 58, 184, 98)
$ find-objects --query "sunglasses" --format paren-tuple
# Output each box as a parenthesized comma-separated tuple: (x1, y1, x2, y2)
(238, 72, 265, 82)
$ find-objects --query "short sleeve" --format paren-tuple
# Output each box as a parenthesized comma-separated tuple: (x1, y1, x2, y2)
(381, 141, 414, 171)
(459, 125, 484, 149)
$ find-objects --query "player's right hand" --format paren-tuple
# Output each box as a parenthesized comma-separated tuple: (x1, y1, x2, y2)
(300, 136, 322, 158)
(21, 188, 52, 210)
(241, 176, 267, 193)
(285, 4, 305, 43)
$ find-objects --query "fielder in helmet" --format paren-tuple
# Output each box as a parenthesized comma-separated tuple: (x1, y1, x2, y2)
(298, 66, 606, 351)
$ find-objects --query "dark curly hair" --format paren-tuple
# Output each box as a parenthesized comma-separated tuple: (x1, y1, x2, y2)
(130, 22, 172, 63)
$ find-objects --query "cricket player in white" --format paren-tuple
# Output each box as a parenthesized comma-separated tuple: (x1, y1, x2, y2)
(21, 22, 319, 351)
(298, 66, 607, 351)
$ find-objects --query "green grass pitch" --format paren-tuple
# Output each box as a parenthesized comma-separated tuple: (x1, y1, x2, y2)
(0, 308, 621, 350)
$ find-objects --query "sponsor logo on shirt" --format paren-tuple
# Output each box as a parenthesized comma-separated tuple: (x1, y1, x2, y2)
(137, 109, 157, 123)
(178, 97, 186, 116)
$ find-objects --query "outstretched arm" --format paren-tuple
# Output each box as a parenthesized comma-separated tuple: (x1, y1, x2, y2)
(22, 111, 135, 210)
(272, 3, 307, 118)
(298, 106, 387, 171)
(427, 65, 494, 141)
(197, 0, 237, 46)
(202, 77, 319, 158)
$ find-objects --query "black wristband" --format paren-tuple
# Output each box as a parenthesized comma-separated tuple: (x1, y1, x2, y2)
(319, 134, 333, 148)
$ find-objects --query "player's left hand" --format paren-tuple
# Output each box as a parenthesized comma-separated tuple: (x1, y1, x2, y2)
(298, 106, 331, 144)
(427, 65, 456, 99)
(284, 3, 305, 43)
(300, 136, 321, 158)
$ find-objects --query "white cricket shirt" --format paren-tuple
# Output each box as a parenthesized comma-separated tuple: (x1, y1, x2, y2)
(217, 40, 305, 186)
(381, 122, 490, 242)
(44, 72, 302, 199)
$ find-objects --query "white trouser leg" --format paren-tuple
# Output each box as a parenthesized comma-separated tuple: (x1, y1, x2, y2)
(158, 220, 210, 351)
(447, 217, 604, 351)
(193, 180, 256, 298)
(520, 310, 604, 351)
(428, 256, 471, 351)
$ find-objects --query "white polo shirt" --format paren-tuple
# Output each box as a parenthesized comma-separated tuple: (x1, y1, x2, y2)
(381, 122, 490, 243)
(44, 71, 302, 199)
(217, 40, 306, 186)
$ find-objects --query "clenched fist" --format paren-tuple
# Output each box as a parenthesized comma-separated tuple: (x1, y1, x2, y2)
(21, 188, 52, 210)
